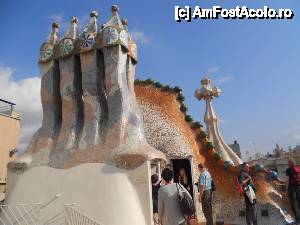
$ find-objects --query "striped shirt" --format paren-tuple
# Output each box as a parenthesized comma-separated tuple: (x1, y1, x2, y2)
(198, 170, 212, 191)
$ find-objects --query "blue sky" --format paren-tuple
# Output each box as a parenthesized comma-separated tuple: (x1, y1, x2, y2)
(0, 0, 300, 158)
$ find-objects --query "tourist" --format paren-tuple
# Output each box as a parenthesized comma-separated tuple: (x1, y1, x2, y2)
(178, 167, 192, 197)
(166, 163, 172, 169)
(238, 162, 257, 225)
(198, 163, 213, 225)
(158, 167, 190, 225)
(151, 174, 161, 225)
(285, 158, 300, 224)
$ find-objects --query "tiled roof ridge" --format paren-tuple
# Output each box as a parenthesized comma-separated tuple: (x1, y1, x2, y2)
(134, 79, 279, 181)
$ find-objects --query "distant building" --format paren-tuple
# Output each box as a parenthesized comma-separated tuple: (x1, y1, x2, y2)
(294, 145, 300, 153)
(249, 143, 300, 179)
(229, 140, 242, 158)
(0, 99, 20, 200)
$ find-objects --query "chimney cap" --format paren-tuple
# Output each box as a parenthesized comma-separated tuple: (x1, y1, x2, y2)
(111, 5, 119, 13)
(71, 16, 78, 24)
(52, 22, 60, 29)
(121, 19, 128, 26)
(90, 11, 98, 18)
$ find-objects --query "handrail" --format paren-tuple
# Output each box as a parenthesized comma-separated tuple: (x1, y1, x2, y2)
(0, 99, 15, 117)
(0, 99, 16, 106)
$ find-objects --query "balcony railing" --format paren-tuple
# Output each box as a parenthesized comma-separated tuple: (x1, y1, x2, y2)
(0, 99, 15, 117)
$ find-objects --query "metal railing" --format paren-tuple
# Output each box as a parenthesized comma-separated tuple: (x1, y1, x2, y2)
(0, 194, 103, 225)
(0, 194, 61, 225)
(0, 203, 42, 225)
(65, 206, 102, 225)
(0, 99, 15, 116)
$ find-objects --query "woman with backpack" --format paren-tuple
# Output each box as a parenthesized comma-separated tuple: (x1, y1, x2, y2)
(158, 168, 193, 225)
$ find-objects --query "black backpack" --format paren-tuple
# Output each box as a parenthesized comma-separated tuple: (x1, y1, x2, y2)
(211, 179, 216, 192)
(176, 183, 195, 215)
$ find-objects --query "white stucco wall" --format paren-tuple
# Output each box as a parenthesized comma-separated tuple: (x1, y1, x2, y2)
(4, 162, 153, 225)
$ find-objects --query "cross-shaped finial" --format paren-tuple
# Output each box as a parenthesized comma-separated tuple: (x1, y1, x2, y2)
(194, 77, 221, 101)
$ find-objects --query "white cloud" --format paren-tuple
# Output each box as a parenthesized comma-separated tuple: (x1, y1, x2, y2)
(130, 30, 151, 44)
(0, 67, 42, 154)
(207, 66, 220, 74)
(214, 75, 233, 84)
(292, 133, 300, 141)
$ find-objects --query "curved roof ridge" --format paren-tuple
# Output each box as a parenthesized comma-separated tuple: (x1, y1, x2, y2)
(134, 79, 279, 180)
